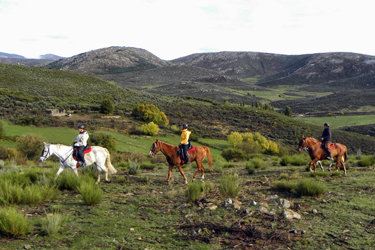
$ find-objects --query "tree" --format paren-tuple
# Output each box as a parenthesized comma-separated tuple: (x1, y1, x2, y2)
(100, 99, 114, 114)
(132, 104, 169, 126)
(284, 106, 292, 117)
(140, 122, 160, 136)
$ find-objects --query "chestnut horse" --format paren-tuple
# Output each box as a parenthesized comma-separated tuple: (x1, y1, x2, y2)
(149, 139, 212, 184)
(298, 135, 348, 175)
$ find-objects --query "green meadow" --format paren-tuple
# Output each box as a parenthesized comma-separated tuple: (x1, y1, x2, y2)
(295, 115, 375, 128)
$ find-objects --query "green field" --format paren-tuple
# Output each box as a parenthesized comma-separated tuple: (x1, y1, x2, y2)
(295, 115, 375, 128)
(1, 120, 225, 158)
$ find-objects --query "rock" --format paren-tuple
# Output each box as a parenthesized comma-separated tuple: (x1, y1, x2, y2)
(312, 209, 318, 214)
(256, 204, 269, 213)
(24, 246, 32, 250)
(224, 198, 232, 206)
(177, 203, 187, 209)
(244, 207, 252, 214)
(268, 194, 278, 199)
(205, 205, 218, 211)
(233, 200, 242, 210)
(277, 198, 291, 209)
(281, 209, 302, 220)
(130, 228, 134, 231)
(250, 200, 257, 206)
(240, 195, 246, 199)
(321, 199, 328, 203)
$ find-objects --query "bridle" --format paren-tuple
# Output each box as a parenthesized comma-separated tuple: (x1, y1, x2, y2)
(40, 144, 73, 164)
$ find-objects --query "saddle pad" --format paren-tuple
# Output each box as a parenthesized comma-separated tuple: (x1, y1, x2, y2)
(188, 146, 196, 153)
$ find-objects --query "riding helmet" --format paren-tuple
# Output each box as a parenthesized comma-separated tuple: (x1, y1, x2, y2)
(77, 124, 85, 129)
(324, 123, 329, 127)
(181, 123, 188, 129)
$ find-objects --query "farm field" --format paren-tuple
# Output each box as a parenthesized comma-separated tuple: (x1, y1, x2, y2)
(295, 115, 375, 129)
(1, 157, 375, 249)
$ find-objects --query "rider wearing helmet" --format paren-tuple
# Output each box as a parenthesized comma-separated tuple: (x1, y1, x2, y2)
(180, 123, 191, 164)
(74, 125, 89, 167)
(321, 123, 332, 160)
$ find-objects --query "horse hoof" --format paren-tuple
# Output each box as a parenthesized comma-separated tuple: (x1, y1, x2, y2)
(105, 180, 111, 183)
(165, 181, 169, 185)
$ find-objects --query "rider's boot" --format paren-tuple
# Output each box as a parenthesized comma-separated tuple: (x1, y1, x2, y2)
(326, 151, 332, 160)
(185, 152, 191, 164)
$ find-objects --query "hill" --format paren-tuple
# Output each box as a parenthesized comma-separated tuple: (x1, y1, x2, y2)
(47, 46, 170, 75)
(0, 52, 25, 59)
(2, 62, 375, 153)
(44, 47, 375, 115)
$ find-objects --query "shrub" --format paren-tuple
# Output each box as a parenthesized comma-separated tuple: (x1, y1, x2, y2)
(42, 214, 66, 236)
(54, 170, 80, 191)
(295, 179, 326, 197)
(0, 207, 31, 237)
(227, 132, 243, 148)
(279, 173, 289, 179)
(132, 104, 169, 126)
(223, 163, 235, 168)
(186, 182, 205, 202)
(89, 132, 117, 153)
(280, 155, 292, 166)
(116, 177, 127, 183)
(99, 99, 114, 114)
(245, 163, 255, 175)
(272, 181, 296, 192)
(140, 162, 156, 170)
(16, 134, 44, 160)
(221, 148, 245, 161)
(357, 155, 375, 167)
(247, 158, 268, 170)
(128, 161, 142, 175)
(219, 174, 241, 198)
(77, 180, 103, 205)
(309, 172, 329, 178)
(140, 122, 160, 136)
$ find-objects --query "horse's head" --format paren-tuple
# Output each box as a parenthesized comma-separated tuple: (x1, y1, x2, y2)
(298, 135, 308, 152)
(39, 142, 51, 162)
(149, 139, 160, 157)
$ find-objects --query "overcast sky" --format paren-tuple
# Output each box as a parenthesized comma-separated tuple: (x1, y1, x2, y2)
(1, 0, 374, 60)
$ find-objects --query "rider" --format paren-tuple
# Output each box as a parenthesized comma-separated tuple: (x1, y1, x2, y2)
(321, 123, 332, 160)
(180, 123, 191, 164)
(74, 124, 89, 167)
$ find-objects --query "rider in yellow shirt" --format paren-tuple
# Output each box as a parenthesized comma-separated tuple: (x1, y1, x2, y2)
(180, 123, 191, 164)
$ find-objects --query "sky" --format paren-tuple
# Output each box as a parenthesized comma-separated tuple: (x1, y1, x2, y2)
(1, 0, 374, 60)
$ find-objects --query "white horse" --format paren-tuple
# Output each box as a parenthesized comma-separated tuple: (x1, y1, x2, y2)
(39, 142, 117, 183)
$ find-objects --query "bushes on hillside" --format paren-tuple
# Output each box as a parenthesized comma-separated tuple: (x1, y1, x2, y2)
(223, 132, 281, 160)
(89, 132, 117, 153)
(140, 122, 159, 136)
(99, 99, 114, 114)
(132, 104, 169, 126)
(16, 134, 44, 160)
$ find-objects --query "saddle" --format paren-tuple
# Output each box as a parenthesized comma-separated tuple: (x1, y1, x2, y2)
(73, 145, 92, 162)
(178, 143, 195, 165)
(321, 143, 334, 149)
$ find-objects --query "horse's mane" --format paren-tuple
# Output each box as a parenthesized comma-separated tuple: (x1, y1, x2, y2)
(307, 137, 319, 143)
(158, 140, 176, 148)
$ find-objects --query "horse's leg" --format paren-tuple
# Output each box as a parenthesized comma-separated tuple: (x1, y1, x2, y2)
(166, 164, 173, 184)
(317, 161, 324, 171)
(96, 168, 101, 184)
(341, 157, 347, 176)
(73, 167, 79, 177)
(310, 159, 319, 172)
(193, 160, 205, 182)
(176, 165, 188, 185)
(54, 166, 65, 180)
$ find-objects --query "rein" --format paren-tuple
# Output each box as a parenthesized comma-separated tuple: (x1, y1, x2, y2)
(48, 146, 73, 164)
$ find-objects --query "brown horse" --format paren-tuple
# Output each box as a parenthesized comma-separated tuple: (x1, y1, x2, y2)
(298, 135, 348, 175)
(149, 139, 212, 184)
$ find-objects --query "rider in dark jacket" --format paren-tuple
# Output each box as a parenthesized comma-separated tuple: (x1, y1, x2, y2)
(321, 123, 332, 160)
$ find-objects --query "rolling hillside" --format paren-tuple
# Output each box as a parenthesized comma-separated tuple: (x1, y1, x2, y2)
(43, 47, 375, 116)
(2, 62, 375, 154)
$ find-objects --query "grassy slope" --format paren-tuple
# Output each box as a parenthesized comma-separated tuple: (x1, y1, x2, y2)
(296, 115, 375, 129)
(1, 121, 224, 158)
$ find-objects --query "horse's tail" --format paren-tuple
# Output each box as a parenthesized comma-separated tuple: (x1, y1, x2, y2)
(204, 147, 213, 171)
(105, 149, 117, 174)
(344, 150, 348, 162)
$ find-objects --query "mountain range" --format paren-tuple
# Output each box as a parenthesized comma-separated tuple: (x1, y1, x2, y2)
(2, 46, 375, 115)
